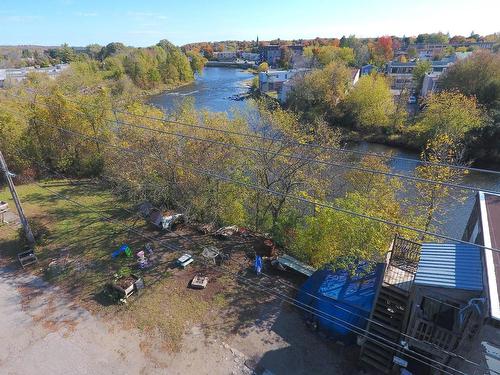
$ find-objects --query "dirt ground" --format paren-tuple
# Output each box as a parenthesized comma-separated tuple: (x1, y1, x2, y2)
(0, 261, 363, 375)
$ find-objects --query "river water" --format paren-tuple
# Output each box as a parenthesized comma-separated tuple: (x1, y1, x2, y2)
(150, 67, 500, 239)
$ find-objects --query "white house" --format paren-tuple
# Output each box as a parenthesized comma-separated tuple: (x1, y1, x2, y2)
(421, 72, 441, 96)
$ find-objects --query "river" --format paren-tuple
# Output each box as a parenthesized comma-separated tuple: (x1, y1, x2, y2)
(150, 67, 500, 239)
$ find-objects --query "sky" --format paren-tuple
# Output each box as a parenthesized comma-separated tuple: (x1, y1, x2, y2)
(0, 0, 498, 47)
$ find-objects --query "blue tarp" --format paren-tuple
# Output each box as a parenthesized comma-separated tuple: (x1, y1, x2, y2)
(297, 262, 384, 344)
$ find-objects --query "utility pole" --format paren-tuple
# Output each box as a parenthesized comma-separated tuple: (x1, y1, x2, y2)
(0, 150, 35, 246)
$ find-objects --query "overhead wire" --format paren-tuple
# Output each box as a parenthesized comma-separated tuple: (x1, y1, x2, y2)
(106, 117, 500, 195)
(30, 122, 500, 255)
(3, 89, 500, 178)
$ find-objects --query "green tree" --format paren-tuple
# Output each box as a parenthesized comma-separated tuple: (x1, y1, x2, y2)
(346, 74, 396, 128)
(413, 91, 485, 143)
(286, 61, 352, 122)
(413, 134, 469, 237)
(257, 61, 269, 72)
(290, 156, 405, 268)
(439, 51, 500, 109)
(412, 60, 432, 93)
(187, 50, 207, 74)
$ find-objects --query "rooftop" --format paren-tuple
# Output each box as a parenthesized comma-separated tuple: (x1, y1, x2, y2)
(414, 243, 483, 291)
(480, 192, 500, 319)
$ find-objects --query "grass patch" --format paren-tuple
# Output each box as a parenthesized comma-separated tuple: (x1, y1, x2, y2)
(126, 278, 213, 351)
(0, 179, 237, 350)
(0, 180, 142, 299)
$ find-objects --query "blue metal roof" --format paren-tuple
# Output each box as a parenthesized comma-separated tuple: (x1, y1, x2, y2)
(415, 243, 483, 291)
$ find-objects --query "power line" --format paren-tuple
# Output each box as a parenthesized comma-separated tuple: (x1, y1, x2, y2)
(3, 94, 500, 195)
(3, 89, 500, 178)
(112, 108, 500, 176)
(36, 123, 500, 255)
(108, 117, 500, 195)
(24, 179, 467, 375)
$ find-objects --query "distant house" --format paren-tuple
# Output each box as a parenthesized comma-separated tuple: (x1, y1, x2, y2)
(260, 45, 281, 66)
(260, 44, 304, 67)
(421, 72, 441, 96)
(360, 64, 375, 76)
(241, 52, 260, 62)
(386, 55, 463, 93)
(259, 68, 309, 103)
(288, 45, 304, 65)
(213, 51, 237, 61)
(0, 64, 69, 88)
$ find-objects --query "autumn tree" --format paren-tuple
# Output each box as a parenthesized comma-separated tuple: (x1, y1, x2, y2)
(370, 36, 394, 65)
(413, 135, 469, 237)
(257, 62, 269, 73)
(439, 50, 500, 109)
(346, 73, 397, 128)
(290, 156, 406, 269)
(286, 61, 352, 122)
(413, 91, 485, 144)
(187, 50, 208, 74)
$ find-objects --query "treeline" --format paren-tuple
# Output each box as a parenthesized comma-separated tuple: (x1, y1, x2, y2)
(0, 63, 460, 270)
(286, 50, 500, 165)
(182, 32, 500, 67)
(1, 40, 207, 91)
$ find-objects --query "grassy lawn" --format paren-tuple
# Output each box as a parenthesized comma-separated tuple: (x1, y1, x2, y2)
(0, 180, 246, 350)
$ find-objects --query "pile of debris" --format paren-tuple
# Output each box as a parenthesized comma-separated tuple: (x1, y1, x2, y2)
(213, 225, 277, 258)
(138, 202, 185, 231)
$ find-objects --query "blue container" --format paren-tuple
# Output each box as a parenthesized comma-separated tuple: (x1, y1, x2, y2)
(297, 263, 384, 344)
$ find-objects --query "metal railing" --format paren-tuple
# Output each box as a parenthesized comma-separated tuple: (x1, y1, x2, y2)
(382, 235, 422, 291)
(389, 235, 421, 273)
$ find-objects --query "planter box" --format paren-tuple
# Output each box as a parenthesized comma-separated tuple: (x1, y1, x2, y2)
(18, 249, 38, 268)
(191, 275, 209, 289)
(111, 274, 142, 299)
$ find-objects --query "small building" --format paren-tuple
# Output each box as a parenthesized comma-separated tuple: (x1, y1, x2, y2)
(297, 263, 385, 344)
(259, 68, 309, 103)
(457, 192, 500, 374)
(358, 192, 500, 374)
